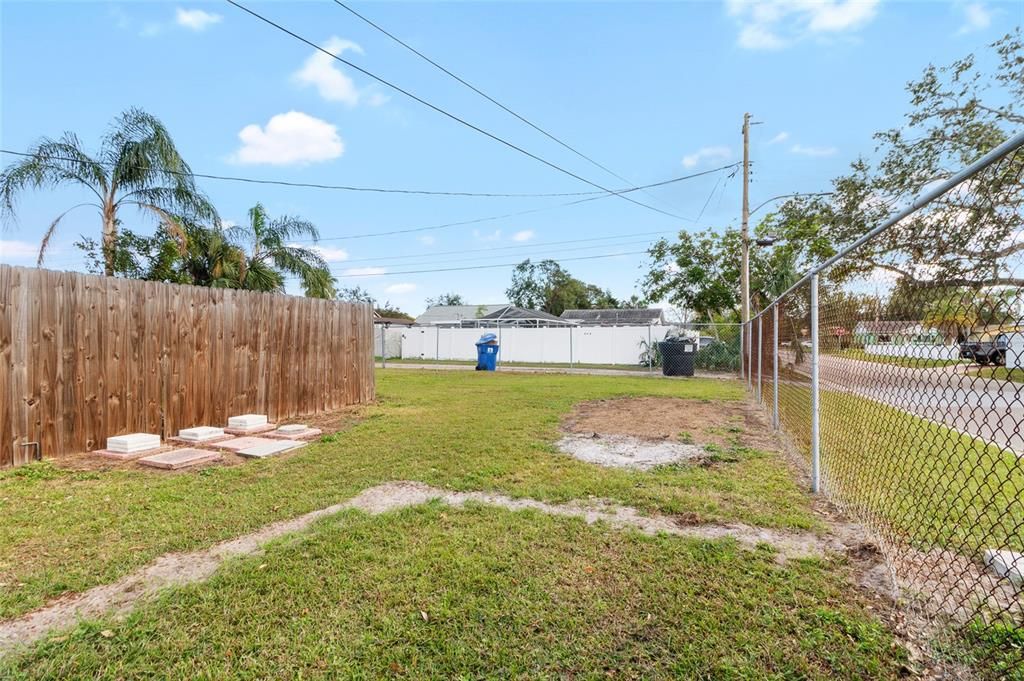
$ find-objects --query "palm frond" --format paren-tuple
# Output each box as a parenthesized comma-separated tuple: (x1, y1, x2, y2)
(36, 202, 98, 267)
(0, 135, 106, 220)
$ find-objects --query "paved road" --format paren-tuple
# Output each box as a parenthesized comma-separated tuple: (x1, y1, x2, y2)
(776, 351, 1024, 455)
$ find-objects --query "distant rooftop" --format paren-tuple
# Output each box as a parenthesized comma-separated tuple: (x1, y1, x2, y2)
(560, 308, 665, 326)
(477, 305, 572, 326)
(414, 304, 507, 326)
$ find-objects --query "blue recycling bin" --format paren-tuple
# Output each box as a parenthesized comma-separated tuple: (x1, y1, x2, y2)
(475, 333, 499, 371)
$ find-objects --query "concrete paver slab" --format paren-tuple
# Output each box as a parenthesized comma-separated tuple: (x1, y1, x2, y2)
(137, 448, 221, 470)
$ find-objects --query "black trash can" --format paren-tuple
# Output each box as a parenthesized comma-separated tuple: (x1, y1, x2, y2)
(658, 340, 696, 377)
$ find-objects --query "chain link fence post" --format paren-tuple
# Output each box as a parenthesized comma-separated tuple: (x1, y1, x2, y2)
(756, 314, 763, 403)
(738, 322, 745, 380)
(810, 273, 820, 494)
(772, 304, 779, 430)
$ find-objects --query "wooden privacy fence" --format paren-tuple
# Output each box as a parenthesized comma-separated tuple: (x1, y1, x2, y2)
(0, 265, 375, 467)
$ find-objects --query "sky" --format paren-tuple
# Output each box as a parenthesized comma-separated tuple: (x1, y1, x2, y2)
(1, 0, 1021, 316)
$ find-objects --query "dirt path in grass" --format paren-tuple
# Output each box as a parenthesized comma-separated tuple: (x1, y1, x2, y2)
(0, 481, 866, 655)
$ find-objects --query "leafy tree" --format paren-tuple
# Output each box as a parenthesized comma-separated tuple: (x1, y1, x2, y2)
(337, 286, 374, 303)
(337, 287, 412, 319)
(0, 108, 217, 276)
(641, 228, 742, 322)
(76, 227, 187, 283)
(375, 302, 413, 320)
(507, 259, 620, 316)
(425, 292, 466, 307)
(765, 31, 1024, 289)
(228, 203, 335, 298)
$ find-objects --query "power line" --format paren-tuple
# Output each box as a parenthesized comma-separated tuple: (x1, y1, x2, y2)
(0, 153, 737, 203)
(319, 237, 658, 270)
(0, 149, 589, 198)
(291, 163, 738, 242)
(326, 229, 678, 264)
(225, 0, 688, 221)
(333, 0, 680, 212)
(286, 248, 651, 279)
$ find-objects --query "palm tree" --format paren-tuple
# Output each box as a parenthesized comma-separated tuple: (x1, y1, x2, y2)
(228, 203, 336, 298)
(0, 108, 217, 275)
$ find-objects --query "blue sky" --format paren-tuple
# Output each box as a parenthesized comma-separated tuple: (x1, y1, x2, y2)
(1, 0, 1020, 315)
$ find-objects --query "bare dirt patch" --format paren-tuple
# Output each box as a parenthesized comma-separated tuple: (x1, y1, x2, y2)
(563, 397, 777, 452)
(556, 434, 708, 470)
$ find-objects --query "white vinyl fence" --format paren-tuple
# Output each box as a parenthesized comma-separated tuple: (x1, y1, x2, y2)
(374, 326, 404, 359)
(399, 326, 673, 365)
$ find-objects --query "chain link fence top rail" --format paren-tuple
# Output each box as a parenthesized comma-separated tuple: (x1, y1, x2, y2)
(745, 132, 1024, 678)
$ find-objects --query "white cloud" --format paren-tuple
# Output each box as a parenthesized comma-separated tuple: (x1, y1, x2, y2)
(418, 235, 436, 246)
(343, 266, 386, 277)
(366, 92, 391, 107)
(385, 283, 417, 294)
(222, 219, 238, 229)
(511, 229, 535, 243)
(231, 111, 344, 166)
(790, 143, 838, 157)
(767, 131, 789, 145)
(956, 2, 993, 34)
(726, 0, 880, 50)
(682, 146, 731, 168)
(473, 229, 502, 242)
(0, 240, 41, 262)
(175, 8, 222, 31)
(292, 37, 369, 107)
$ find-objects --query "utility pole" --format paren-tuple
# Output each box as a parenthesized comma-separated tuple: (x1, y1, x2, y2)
(740, 112, 751, 325)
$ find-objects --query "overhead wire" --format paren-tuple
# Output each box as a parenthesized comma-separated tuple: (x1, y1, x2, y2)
(327, 229, 679, 264)
(332, 0, 684, 213)
(316, 237, 658, 270)
(0, 148, 717, 199)
(224, 0, 689, 221)
(284, 247, 651, 280)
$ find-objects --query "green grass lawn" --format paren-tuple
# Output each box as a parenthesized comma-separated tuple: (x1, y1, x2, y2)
(1, 503, 908, 679)
(0, 371, 815, 621)
(967, 365, 1024, 384)
(377, 357, 653, 371)
(830, 348, 966, 369)
(773, 380, 1024, 553)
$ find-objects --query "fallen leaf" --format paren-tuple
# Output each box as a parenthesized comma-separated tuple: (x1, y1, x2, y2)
(99, 630, 114, 639)
(50, 635, 68, 643)
(420, 610, 429, 622)
(257, 563, 267, 570)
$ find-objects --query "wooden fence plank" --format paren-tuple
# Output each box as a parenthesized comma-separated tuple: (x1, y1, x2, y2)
(0, 265, 374, 466)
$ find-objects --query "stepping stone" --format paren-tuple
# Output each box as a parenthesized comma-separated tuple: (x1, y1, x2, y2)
(93, 433, 164, 460)
(266, 425, 322, 440)
(137, 448, 221, 470)
(214, 436, 279, 452)
(176, 426, 226, 442)
(93, 445, 174, 461)
(106, 433, 161, 453)
(984, 549, 1024, 585)
(228, 414, 268, 429)
(224, 422, 278, 435)
(237, 440, 305, 459)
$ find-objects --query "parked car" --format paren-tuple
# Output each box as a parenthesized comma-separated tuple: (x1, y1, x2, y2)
(959, 331, 1009, 366)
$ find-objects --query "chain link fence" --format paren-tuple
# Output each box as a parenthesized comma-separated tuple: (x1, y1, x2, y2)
(743, 132, 1024, 677)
